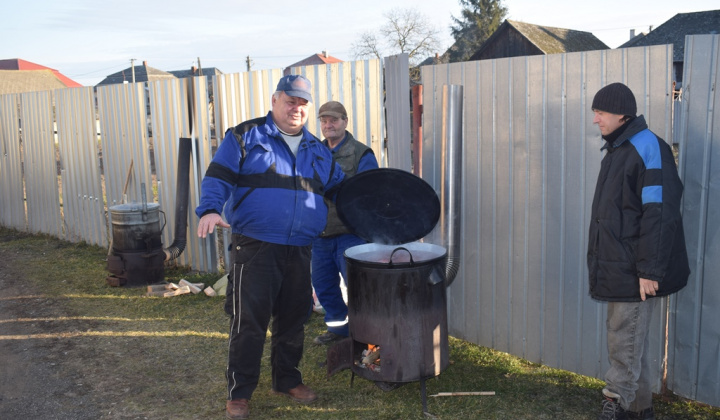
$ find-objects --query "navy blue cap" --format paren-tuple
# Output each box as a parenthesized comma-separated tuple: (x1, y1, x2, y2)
(276, 75, 313, 103)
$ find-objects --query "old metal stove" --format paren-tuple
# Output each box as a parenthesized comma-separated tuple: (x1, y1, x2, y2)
(327, 85, 463, 415)
(327, 168, 455, 413)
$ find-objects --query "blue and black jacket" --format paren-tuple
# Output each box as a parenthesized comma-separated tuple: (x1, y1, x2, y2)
(587, 115, 690, 301)
(195, 112, 345, 246)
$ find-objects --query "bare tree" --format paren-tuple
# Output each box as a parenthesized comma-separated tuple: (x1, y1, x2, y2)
(353, 32, 383, 61)
(352, 8, 441, 67)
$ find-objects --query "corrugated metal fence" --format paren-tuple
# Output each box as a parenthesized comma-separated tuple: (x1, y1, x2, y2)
(0, 58, 384, 274)
(0, 93, 28, 231)
(671, 34, 720, 406)
(420, 37, 719, 407)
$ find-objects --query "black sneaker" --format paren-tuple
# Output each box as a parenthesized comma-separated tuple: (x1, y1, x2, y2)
(627, 407, 655, 420)
(598, 396, 628, 420)
(313, 331, 345, 345)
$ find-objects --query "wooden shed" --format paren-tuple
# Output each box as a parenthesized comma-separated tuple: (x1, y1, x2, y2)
(469, 19, 609, 61)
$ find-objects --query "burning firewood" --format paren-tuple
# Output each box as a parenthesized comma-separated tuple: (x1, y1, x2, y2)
(362, 346, 381, 365)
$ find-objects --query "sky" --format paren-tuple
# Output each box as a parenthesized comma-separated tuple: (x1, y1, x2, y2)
(1, 0, 717, 87)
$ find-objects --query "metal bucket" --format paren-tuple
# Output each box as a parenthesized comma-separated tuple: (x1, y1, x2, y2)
(109, 202, 163, 252)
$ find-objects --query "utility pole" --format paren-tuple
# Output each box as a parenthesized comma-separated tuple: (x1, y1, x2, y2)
(246, 56, 253, 72)
(130, 58, 136, 83)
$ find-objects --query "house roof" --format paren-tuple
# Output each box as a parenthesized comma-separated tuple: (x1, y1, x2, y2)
(617, 31, 648, 49)
(0, 69, 69, 94)
(0, 58, 83, 91)
(622, 9, 720, 61)
(509, 20, 608, 54)
(285, 52, 343, 71)
(96, 61, 176, 86)
(470, 20, 609, 60)
(168, 67, 223, 78)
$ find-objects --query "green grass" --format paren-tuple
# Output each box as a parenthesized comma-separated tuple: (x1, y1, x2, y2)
(0, 227, 718, 419)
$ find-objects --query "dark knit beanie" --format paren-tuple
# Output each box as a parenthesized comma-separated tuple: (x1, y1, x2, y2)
(591, 82, 637, 116)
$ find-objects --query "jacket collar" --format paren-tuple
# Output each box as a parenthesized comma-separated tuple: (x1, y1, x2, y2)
(600, 115, 648, 151)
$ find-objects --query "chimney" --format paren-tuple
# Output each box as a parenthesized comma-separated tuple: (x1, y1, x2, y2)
(143, 60, 148, 67)
(630, 29, 636, 39)
(191, 65, 197, 75)
(322, 50, 329, 58)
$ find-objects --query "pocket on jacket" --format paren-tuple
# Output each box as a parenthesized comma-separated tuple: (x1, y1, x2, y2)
(597, 219, 627, 262)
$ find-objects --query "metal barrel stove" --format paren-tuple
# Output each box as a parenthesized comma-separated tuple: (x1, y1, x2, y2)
(106, 137, 193, 287)
(327, 85, 463, 415)
(106, 200, 166, 286)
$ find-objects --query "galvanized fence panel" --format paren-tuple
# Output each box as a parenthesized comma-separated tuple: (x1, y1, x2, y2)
(291, 59, 385, 165)
(384, 54, 412, 171)
(672, 34, 720, 407)
(0, 93, 26, 231)
(147, 75, 215, 272)
(187, 76, 215, 273)
(421, 45, 674, 388)
(148, 77, 192, 268)
(97, 82, 153, 208)
(20, 90, 62, 237)
(55, 87, 107, 247)
(213, 69, 281, 138)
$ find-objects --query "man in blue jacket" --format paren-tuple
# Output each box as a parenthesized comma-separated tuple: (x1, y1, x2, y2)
(196, 75, 345, 420)
(587, 83, 689, 420)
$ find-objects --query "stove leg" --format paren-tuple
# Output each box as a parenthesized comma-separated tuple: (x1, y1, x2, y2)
(420, 377, 428, 414)
(350, 371, 355, 388)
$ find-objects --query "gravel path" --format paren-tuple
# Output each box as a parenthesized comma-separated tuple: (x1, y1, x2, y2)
(0, 249, 103, 420)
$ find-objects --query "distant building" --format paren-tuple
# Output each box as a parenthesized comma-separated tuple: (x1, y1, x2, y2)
(617, 9, 720, 88)
(469, 19, 609, 61)
(284, 51, 343, 75)
(0, 58, 82, 94)
(167, 66, 223, 79)
(617, 29, 648, 49)
(168, 65, 223, 97)
(96, 61, 176, 86)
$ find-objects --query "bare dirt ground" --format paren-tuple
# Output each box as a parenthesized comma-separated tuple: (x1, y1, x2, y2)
(0, 246, 103, 420)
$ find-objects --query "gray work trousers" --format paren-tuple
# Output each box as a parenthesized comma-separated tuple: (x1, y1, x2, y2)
(604, 298, 659, 412)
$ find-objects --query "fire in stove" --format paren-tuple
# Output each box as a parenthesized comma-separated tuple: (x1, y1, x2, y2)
(357, 344, 381, 372)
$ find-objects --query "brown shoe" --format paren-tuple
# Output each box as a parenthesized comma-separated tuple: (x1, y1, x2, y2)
(226, 398, 249, 419)
(273, 383, 318, 404)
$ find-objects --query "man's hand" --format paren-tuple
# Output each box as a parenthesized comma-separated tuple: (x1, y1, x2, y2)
(197, 213, 230, 238)
(639, 278, 659, 301)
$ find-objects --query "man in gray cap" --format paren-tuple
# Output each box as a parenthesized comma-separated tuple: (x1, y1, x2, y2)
(587, 82, 689, 420)
(196, 75, 345, 419)
(311, 101, 378, 345)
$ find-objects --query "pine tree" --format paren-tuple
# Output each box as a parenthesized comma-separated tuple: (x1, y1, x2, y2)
(449, 0, 508, 62)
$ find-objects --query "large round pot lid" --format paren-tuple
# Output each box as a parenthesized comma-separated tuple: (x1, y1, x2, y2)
(336, 168, 440, 245)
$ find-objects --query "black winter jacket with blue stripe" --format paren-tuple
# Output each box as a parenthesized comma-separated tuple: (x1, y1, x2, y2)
(587, 115, 690, 301)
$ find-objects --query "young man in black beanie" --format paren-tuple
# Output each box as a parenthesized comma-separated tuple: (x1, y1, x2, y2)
(587, 82, 690, 420)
